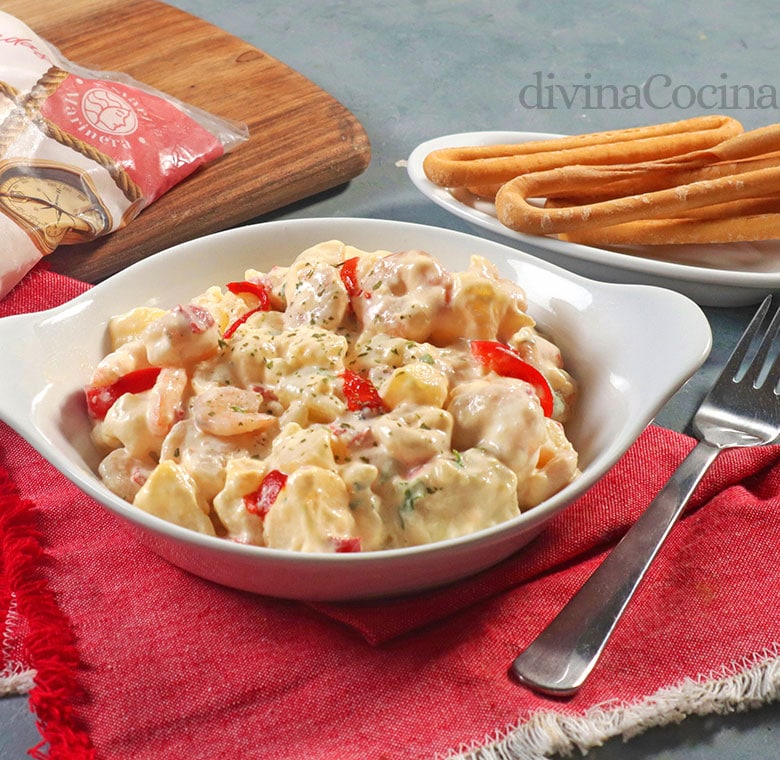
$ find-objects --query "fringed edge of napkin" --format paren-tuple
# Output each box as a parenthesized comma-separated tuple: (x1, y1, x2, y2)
(0, 466, 96, 759)
(1, 592, 36, 695)
(445, 644, 780, 760)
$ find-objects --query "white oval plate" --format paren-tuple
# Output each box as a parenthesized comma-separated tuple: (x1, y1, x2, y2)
(0, 218, 711, 601)
(408, 131, 780, 307)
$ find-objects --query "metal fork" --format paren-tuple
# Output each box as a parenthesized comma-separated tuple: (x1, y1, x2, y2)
(512, 295, 780, 696)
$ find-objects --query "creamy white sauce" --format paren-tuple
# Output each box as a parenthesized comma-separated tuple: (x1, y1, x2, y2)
(87, 241, 579, 552)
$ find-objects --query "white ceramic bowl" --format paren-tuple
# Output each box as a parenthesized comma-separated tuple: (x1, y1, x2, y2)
(0, 218, 711, 600)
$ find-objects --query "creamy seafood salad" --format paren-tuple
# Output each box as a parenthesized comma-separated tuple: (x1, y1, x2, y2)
(85, 241, 579, 552)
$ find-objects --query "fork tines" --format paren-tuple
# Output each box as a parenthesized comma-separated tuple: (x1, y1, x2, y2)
(728, 295, 780, 391)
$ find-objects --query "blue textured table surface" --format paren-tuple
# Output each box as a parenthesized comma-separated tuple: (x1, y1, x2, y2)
(2, 1, 779, 757)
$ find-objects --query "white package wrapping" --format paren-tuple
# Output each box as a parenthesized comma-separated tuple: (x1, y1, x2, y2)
(0, 11, 248, 299)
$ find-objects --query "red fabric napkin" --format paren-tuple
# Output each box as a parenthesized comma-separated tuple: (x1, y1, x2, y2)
(2, 267, 780, 760)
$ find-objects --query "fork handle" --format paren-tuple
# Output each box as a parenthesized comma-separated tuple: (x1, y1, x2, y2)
(511, 440, 721, 696)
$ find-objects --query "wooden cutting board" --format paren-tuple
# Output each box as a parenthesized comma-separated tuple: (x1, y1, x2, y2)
(2, 0, 371, 282)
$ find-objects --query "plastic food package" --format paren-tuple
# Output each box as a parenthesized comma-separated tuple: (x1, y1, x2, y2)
(0, 11, 248, 299)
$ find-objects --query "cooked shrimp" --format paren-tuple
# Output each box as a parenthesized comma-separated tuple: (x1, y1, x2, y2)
(353, 250, 453, 342)
(97, 448, 156, 502)
(89, 339, 149, 386)
(193, 386, 276, 436)
(143, 304, 220, 367)
(284, 260, 349, 329)
(447, 375, 547, 489)
(146, 367, 188, 437)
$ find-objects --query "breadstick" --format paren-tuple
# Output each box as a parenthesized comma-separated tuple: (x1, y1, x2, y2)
(494, 165, 780, 236)
(422, 115, 742, 188)
(547, 193, 780, 219)
(465, 183, 502, 200)
(463, 124, 780, 201)
(703, 123, 780, 161)
(539, 150, 780, 204)
(559, 212, 780, 246)
(666, 195, 780, 219)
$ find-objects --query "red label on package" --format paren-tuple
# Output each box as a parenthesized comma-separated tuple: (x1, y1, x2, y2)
(40, 73, 225, 201)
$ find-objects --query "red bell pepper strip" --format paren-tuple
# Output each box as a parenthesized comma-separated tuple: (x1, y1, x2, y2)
(223, 308, 264, 339)
(244, 469, 288, 519)
(85, 366, 162, 420)
(333, 536, 362, 553)
(470, 340, 554, 417)
(223, 280, 272, 339)
(339, 369, 388, 413)
(226, 280, 271, 309)
(339, 257, 362, 297)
